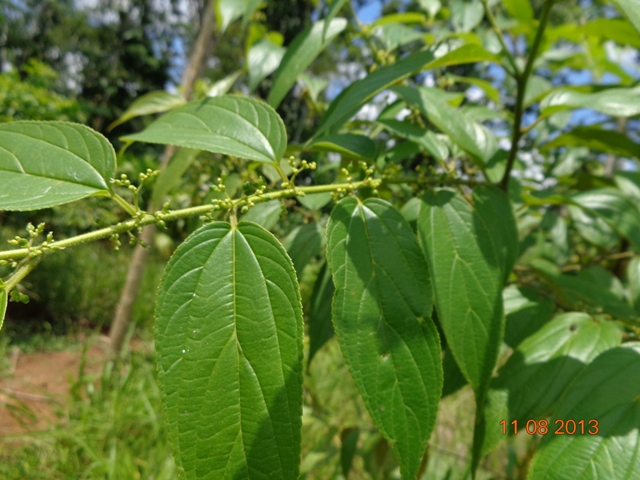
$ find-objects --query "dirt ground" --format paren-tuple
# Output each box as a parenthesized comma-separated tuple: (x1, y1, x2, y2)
(0, 338, 111, 437)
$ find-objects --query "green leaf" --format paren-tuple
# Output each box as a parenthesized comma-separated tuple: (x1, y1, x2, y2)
(298, 73, 329, 103)
(314, 48, 436, 138)
(268, 18, 347, 109)
(450, 0, 484, 32)
(216, 0, 250, 32)
(108, 90, 185, 131)
(307, 262, 335, 365)
(628, 258, 640, 313)
(327, 197, 442, 480)
(394, 86, 498, 165)
(151, 148, 200, 207)
(473, 185, 518, 284)
(503, 286, 554, 348)
(122, 96, 287, 164)
(531, 258, 639, 324)
(297, 192, 332, 210)
(614, 0, 640, 34)
(241, 200, 282, 230)
(540, 85, 640, 117)
(568, 205, 620, 249)
(155, 221, 303, 479)
(0, 121, 116, 211)
(340, 428, 360, 479)
(323, 0, 348, 42)
(615, 171, 640, 203)
(0, 287, 6, 332)
(373, 24, 424, 51)
(417, 189, 503, 394)
(207, 70, 242, 97)
(283, 222, 324, 278)
(248, 39, 286, 92)
(571, 188, 640, 252)
(502, 0, 533, 23)
(424, 44, 499, 70)
(374, 12, 427, 25)
(581, 18, 640, 49)
(528, 343, 640, 479)
(308, 134, 378, 160)
(378, 119, 448, 162)
(484, 313, 622, 457)
(542, 127, 640, 159)
(446, 73, 501, 103)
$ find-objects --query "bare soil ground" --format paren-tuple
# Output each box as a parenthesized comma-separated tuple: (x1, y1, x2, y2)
(0, 338, 110, 436)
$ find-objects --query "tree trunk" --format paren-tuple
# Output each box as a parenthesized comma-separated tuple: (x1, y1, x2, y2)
(109, 0, 216, 355)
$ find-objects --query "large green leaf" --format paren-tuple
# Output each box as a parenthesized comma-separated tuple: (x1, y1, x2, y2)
(373, 23, 424, 51)
(268, 18, 347, 109)
(307, 262, 335, 365)
(314, 49, 436, 138)
(248, 39, 286, 92)
(531, 258, 639, 324)
(417, 189, 503, 394)
(503, 0, 533, 23)
(283, 222, 324, 278)
(614, 0, 640, 34)
(108, 90, 185, 131)
(483, 313, 622, 456)
(155, 221, 303, 479)
(528, 342, 640, 479)
(540, 85, 640, 117)
(327, 197, 442, 479)
(0, 287, 6, 332)
(308, 133, 378, 160)
(571, 188, 640, 252)
(542, 127, 640, 159)
(378, 119, 448, 162)
(0, 121, 116, 211)
(323, 0, 348, 41)
(241, 200, 282, 230)
(503, 286, 554, 348)
(123, 96, 287, 164)
(473, 186, 518, 284)
(394, 86, 498, 165)
(151, 148, 200, 207)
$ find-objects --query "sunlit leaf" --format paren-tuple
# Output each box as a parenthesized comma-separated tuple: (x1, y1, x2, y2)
(108, 90, 185, 131)
(0, 121, 116, 211)
(248, 39, 286, 92)
(123, 96, 287, 164)
(327, 197, 442, 479)
(155, 221, 303, 479)
(268, 18, 347, 108)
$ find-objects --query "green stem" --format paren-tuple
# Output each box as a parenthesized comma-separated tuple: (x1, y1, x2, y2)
(111, 192, 138, 217)
(481, 0, 520, 77)
(499, 0, 555, 192)
(3, 258, 41, 291)
(0, 176, 479, 262)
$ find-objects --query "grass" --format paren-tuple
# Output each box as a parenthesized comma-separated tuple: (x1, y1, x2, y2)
(0, 343, 177, 480)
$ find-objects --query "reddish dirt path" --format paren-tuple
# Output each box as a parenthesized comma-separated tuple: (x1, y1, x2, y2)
(0, 339, 110, 436)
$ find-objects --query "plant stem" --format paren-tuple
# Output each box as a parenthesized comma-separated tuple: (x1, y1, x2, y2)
(3, 258, 41, 291)
(499, 0, 555, 192)
(111, 192, 138, 216)
(481, 0, 519, 77)
(0, 176, 478, 262)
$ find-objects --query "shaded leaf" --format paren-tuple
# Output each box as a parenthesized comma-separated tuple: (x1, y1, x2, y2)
(297, 192, 332, 210)
(283, 222, 324, 278)
(503, 286, 554, 348)
(327, 197, 442, 479)
(268, 18, 347, 108)
(484, 313, 622, 456)
(340, 428, 360, 479)
(108, 90, 185, 131)
(307, 262, 335, 365)
(241, 199, 282, 230)
(531, 258, 639, 323)
(378, 119, 448, 162)
(394, 85, 498, 165)
(123, 96, 287, 164)
(540, 85, 640, 117)
(418, 189, 503, 394)
(298, 73, 329, 103)
(155, 221, 303, 479)
(0, 121, 116, 211)
(542, 127, 640, 159)
(0, 287, 6, 332)
(308, 134, 378, 160)
(151, 148, 200, 207)
(528, 343, 640, 479)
